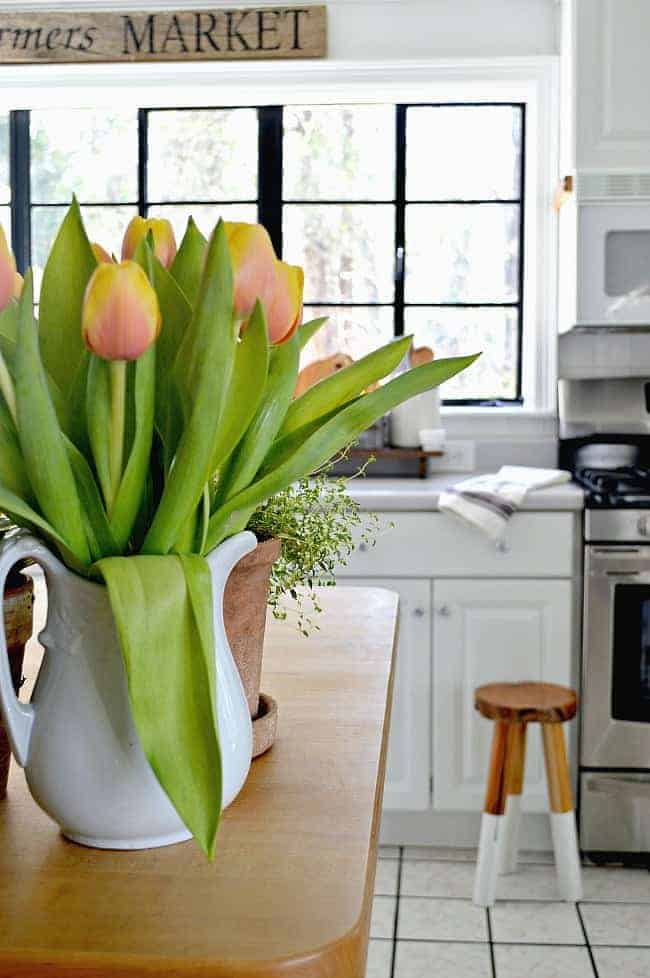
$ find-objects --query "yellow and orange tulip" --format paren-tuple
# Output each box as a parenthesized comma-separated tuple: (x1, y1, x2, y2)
(0, 227, 18, 313)
(265, 261, 303, 344)
(121, 216, 177, 269)
(224, 222, 277, 323)
(82, 260, 161, 362)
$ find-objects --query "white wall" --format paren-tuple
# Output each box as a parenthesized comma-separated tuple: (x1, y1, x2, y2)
(327, 0, 559, 61)
(0, 0, 560, 61)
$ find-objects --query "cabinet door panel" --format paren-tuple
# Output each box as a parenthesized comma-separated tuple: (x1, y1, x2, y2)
(344, 577, 431, 812)
(433, 579, 572, 813)
(577, 0, 650, 170)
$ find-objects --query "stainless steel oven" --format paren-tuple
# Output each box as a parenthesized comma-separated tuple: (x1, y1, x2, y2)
(581, 532, 650, 860)
(582, 542, 650, 769)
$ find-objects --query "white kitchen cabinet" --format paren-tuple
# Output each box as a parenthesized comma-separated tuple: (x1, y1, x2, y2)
(340, 512, 577, 579)
(432, 579, 573, 814)
(577, 0, 650, 171)
(344, 576, 431, 812)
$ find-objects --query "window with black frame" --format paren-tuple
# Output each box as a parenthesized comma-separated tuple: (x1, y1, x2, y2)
(2, 101, 525, 404)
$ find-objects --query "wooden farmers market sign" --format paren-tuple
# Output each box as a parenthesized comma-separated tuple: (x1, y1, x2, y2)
(0, 5, 326, 62)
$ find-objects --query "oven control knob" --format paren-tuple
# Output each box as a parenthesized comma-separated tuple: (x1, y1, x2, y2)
(638, 515, 650, 537)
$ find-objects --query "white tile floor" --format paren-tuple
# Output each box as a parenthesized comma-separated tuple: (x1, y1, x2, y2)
(368, 846, 650, 978)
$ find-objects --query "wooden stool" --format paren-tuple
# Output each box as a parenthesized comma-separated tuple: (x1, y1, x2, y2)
(472, 681, 582, 907)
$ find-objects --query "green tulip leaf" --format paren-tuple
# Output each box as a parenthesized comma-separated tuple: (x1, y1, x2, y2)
(278, 335, 412, 440)
(110, 346, 156, 551)
(0, 400, 34, 503)
(170, 217, 208, 308)
(14, 272, 90, 566)
(64, 436, 119, 562)
(215, 327, 300, 506)
(0, 301, 18, 344)
(38, 197, 97, 396)
(96, 552, 222, 858)
(206, 354, 480, 549)
(297, 316, 328, 351)
(210, 299, 269, 476)
(133, 239, 192, 461)
(86, 355, 112, 509)
(0, 484, 89, 576)
(143, 221, 236, 555)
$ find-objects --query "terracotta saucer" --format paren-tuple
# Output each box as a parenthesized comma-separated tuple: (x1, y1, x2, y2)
(252, 693, 278, 759)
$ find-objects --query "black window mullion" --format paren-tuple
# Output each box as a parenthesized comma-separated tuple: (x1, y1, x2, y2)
(258, 106, 283, 256)
(9, 110, 30, 275)
(394, 105, 406, 337)
(137, 108, 148, 218)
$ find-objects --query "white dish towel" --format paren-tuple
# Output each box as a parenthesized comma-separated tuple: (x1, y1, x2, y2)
(438, 466, 571, 540)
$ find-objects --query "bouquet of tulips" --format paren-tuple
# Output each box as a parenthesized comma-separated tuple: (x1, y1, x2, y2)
(0, 201, 476, 855)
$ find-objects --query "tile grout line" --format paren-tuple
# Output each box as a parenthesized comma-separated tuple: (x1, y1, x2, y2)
(389, 847, 404, 978)
(576, 903, 600, 978)
(486, 905, 497, 978)
(393, 892, 650, 906)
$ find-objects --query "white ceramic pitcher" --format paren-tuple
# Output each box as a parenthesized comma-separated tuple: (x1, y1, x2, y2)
(0, 530, 255, 850)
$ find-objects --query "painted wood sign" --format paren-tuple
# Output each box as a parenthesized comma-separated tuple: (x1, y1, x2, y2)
(0, 6, 326, 63)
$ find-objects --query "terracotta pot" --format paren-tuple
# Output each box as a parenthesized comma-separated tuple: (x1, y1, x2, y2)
(223, 537, 281, 719)
(0, 573, 34, 799)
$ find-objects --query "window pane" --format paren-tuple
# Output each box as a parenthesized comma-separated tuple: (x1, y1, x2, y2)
(0, 114, 9, 205)
(405, 307, 518, 399)
(32, 205, 137, 294)
(284, 204, 395, 303)
(152, 204, 258, 244)
(406, 106, 522, 201)
(300, 306, 394, 367)
(148, 109, 257, 202)
(31, 110, 137, 204)
(283, 105, 395, 201)
(405, 204, 519, 303)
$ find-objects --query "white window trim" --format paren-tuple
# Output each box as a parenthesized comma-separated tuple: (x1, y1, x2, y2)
(1, 55, 560, 422)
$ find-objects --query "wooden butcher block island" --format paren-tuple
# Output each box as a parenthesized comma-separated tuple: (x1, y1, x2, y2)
(0, 586, 398, 978)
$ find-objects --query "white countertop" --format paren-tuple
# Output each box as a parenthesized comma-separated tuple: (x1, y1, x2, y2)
(345, 474, 585, 512)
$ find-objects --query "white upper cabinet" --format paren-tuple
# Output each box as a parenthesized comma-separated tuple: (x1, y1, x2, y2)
(577, 0, 650, 171)
(432, 579, 574, 814)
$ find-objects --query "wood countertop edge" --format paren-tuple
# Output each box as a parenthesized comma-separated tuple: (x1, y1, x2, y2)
(0, 594, 400, 978)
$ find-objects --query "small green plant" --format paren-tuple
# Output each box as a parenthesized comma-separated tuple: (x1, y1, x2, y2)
(247, 465, 380, 636)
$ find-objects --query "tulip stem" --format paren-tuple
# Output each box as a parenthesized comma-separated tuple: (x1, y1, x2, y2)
(107, 359, 127, 515)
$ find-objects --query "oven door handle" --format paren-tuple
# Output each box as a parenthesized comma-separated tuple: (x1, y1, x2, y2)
(586, 775, 650, 801)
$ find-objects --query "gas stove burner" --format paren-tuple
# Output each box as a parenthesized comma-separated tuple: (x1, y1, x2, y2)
(576, 466, 650, 508)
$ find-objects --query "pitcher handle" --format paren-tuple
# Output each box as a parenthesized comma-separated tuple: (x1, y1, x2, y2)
(0, 531, 67, 766)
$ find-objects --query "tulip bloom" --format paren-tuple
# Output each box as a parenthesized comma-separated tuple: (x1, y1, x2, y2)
(82, 260, 161, 362)
(224, 222, 278, 323)
(92, 242, 113, 264)
(265, 261, 304, 344)
(0, 227, 17, 313)
(13, 272, 23, 300)
(122, 216, 177, 269)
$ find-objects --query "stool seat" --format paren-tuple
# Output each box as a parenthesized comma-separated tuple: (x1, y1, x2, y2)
(475, 681, 577, 724)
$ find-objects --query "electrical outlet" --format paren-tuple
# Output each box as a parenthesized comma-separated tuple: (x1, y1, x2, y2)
(428, 440, 476, 473)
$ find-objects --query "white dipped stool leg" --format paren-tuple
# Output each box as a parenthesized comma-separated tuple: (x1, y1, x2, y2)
(542, 723, 582, 902)
(474, 814, 501, 906)
(473, 720, 510, 907)
(550, 811, 582, 901)
(499, 723, 527, 875)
